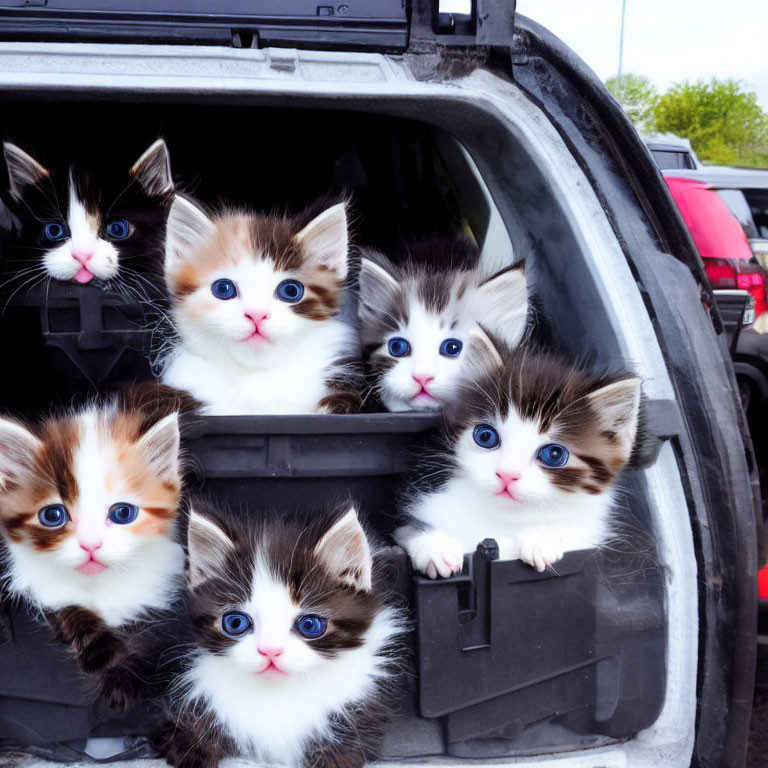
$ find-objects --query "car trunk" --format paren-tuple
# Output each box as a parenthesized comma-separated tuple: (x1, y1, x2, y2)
(0, 5, 759, 768)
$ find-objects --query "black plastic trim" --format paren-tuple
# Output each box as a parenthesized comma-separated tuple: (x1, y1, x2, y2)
(509, 16, 760, 767)
(0, 1, 408, 49)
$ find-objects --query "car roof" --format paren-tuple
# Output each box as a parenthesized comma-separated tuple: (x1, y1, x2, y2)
(663, 166, 768, 191)
(642, 133, 695, 152)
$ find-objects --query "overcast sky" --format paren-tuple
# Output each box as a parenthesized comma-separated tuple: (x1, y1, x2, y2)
(517, 0, 768, 110)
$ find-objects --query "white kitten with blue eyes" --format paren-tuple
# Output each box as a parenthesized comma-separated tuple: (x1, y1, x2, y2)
(395, 338, 641, 576)
(357, 244, 528, 412)
(160, 196, 361, 415)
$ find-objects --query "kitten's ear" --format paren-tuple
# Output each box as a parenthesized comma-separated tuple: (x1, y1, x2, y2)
(585, 378, 642, 464)
(314, 507, 372, 593)
(294, 202, 349, 278)
(165, 195, 214, 272)
(0, 418, 42, 490)
(130, 139, 173, 197)
(136, 413, 180, 482)
(475, 264, 528, 348)
(358, 251, 400, 313)
(3, 143, 49, 200)
(462, 326, 504, 382)
(186, 508, 236, 588)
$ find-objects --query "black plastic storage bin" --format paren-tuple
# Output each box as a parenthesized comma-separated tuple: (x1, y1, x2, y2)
(0, 280, 163, 412)
(0, 413, 443, 760)
(414, 541, 666, 756)
(182, 413, 440, 523)
(0, 605, 154, 761)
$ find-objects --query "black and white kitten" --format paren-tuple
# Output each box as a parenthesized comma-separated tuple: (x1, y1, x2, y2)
(2, 139, 173, 286)
(156, 504, 404, 768)
(395, 333, 641, 575)
(357, 239, 528, 411)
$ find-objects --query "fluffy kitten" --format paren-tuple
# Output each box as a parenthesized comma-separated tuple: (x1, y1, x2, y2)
(156, 505, 404, 768)
(395, 334, 641, 575)
(0, 394, 184, 708)
(357, 240, 528, 412)
(160, 196, 361, 415)
(2, 139, 173, 286)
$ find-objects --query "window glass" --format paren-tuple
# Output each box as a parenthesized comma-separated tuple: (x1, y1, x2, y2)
(650, 149, 694, 170)
(744, 190, 768, 238)
(716, 189, 758, 238)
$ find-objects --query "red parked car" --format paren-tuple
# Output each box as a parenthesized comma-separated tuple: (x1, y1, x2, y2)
(665, 175, 768, 316)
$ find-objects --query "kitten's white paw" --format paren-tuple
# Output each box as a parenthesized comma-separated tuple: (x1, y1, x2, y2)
(516, 532, 565, 573)
(407, 530, 465, 579)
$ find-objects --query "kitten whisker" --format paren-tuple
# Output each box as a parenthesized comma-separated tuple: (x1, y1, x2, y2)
(1, 270, 49, 317)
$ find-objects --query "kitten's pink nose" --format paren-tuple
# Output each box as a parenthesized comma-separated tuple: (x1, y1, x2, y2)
(245, 310, 270, 327)
(79, 539, 102, 555)
(496, 471, 521, 487)
(72, 250, 93, 266)
(412, 374, 435, 388)
(257, 645, 284, 660)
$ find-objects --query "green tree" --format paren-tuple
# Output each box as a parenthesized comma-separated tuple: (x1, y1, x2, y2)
(606, 74, 658, 132)
(652, 78, 768, 168)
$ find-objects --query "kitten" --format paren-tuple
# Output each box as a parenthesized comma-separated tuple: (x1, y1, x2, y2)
(395, 334, 641, 575)
(357, 240, 528, 412)
(160, 196, 361, 415)
(0, 394, 184, 708)
(2, 139, 173, 286)
(156, 504, 404, 768)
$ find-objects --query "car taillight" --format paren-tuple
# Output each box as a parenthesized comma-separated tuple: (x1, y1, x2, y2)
(760, 565, 768, 600)
(735, 265, 768, 317)
(736, 273, 764, 289)
(705, 258, 737, 288)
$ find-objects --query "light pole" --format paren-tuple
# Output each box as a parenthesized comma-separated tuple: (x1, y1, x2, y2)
(618, 0, 627, 88)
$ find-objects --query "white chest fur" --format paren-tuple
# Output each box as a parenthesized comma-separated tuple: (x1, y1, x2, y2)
(408, 476, 613, 563)
(5, 537, 184, 627)
(184, 608, 399, 766)
(162, 319, 354, 415)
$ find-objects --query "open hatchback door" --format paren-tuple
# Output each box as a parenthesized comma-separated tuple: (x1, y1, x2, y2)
(0, 2, 759, 768)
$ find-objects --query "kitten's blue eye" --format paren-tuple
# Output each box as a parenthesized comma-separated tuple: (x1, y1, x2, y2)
(211, 278, 238, 300)
(221, 611, 253, 638)
(537, 443, 569, 468)
(38, 504, 68, 528)
(473, 424, 500, 449)
(105, 219, 131, 240)
(275, 279, 304, 303)
(43, 222, 67, 242)
(439, 338, 463, 358)
(295, 615, 327, 639)
(388, 337, 410, 357)
(108, 502, 139, 525)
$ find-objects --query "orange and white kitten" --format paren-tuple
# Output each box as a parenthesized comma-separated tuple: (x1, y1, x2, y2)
(0, 395, 184, 708)
(160, 196, 361, 415)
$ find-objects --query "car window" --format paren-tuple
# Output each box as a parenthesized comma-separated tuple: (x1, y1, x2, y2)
(744, 190, 768, 238)
(716, 189, 759, 238)
(666, 178, 754, 260)
(650, 149, 695, 170)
